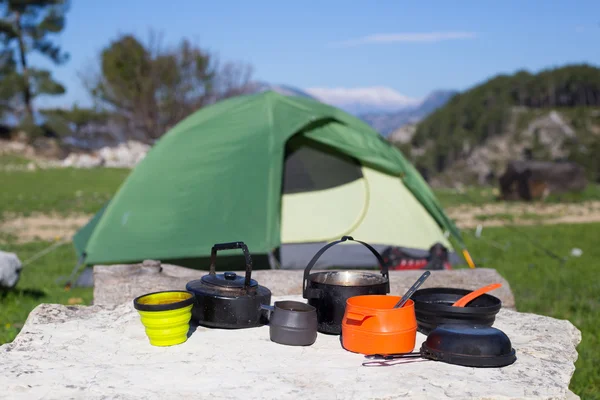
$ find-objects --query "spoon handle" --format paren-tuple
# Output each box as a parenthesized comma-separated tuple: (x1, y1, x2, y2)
(452, 283, 502, 307)
(394, 271, 431, 308)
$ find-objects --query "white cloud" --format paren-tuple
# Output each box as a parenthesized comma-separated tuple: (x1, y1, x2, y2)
(331, 31, 477, 48)
(305, 87, 421, 113)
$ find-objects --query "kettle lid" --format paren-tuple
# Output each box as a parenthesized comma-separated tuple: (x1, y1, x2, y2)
(200, 271, 258, 289)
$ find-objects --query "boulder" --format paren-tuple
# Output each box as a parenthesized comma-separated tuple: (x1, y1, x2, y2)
(96, 140, 149, 168)
(92, 261, 516, 309)
(0, 250, 22, 289)
(0, 294, 581, 399)
(499, 160, 587, 201)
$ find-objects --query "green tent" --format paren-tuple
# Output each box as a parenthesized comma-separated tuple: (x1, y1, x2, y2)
(73, 91, 463, 269)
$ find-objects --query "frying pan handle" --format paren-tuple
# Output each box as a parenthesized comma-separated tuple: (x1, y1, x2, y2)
(302, 236, 389, 298)
(209, 241, 253, 288)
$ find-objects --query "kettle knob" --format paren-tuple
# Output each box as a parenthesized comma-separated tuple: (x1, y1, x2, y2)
(224, 272, 237, 280)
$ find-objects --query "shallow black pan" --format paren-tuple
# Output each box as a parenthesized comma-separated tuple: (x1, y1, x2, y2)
(411, 287, 502, 334)
(363, 324, 516, 368)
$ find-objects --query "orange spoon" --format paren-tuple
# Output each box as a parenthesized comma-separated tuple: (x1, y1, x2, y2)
(452, 283, 502, 307)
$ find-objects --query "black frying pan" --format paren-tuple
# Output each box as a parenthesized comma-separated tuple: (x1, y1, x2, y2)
(362, 324, 516, 368)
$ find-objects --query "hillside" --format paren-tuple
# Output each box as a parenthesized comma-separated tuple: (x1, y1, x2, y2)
(404, 64, 600, 185)
(360, 90, 457, 135)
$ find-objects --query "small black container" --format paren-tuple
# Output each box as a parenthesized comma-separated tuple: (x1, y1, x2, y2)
(262, 301, 318, 346)
(411, 287, 501, 334)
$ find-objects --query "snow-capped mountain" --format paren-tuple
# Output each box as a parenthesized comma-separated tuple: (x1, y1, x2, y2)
(360, 90, 458, 136)
(243, 82, 457, 137)
(305, 86, 421, 115)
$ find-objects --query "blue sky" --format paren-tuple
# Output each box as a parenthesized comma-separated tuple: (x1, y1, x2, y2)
(34, 0, 600, 109)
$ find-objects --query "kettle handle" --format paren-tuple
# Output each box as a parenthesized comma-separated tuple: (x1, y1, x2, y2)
(209, 241, 253, 288)
(302, 236, 389, 297)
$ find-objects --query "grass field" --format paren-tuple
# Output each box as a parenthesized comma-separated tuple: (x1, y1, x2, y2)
(0, 166, 129, 218)
(0, 158, 598, 398)
(434, 183, 600, 207)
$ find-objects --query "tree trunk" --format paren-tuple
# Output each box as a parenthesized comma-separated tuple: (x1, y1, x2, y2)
(14, 11, 34, 121)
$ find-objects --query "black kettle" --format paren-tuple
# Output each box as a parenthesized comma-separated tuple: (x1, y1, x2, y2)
(185, 241, 272, 329)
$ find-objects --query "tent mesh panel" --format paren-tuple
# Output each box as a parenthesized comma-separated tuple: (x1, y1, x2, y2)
(283, 138, 363, 194)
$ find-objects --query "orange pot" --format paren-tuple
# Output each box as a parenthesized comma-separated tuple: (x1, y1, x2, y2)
(341, 295, 417, 355)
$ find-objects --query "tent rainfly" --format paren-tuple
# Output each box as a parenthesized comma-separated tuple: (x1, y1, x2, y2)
(73, 91, 465, 270)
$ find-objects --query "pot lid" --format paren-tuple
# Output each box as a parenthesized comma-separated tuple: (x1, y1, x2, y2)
(199, 271, 258, 289)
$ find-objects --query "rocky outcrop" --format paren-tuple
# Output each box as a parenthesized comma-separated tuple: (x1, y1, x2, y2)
(0, 294, 581, 399)
(388, 122, 417, 144)
(428, 109, 591, 187)
(62, 140, 150, 168)
(92, 261, 516, 309)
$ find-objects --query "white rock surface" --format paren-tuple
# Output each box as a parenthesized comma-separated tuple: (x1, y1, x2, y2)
(96, 140, 149, 168)
(0, 295, 581, 399)
(0, 250, 22, 288)
(61, 140, 150, 169)
(61, 153, 104, 168)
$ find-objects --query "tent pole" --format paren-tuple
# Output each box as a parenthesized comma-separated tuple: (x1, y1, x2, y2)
(462, 249, 477, 269)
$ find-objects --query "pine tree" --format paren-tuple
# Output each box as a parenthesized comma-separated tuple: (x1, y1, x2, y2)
(0, 0, 69, 129)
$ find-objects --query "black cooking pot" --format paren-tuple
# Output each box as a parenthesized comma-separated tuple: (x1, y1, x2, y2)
(411, 287, 502, 334)
(185, 241, 271, 329)
(302, 236, 390, 335)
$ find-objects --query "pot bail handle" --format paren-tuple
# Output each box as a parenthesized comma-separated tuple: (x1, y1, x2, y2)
(209, 241, 253, 288)
(302, 236, 388, 297)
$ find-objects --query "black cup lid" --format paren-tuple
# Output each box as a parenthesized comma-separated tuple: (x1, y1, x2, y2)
(421, 324, 517, 367)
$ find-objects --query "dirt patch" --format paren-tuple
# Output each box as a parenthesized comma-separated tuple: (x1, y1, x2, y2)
(0, 213, 92, 243)
(2, 201, 600, 243)
(447, 201, 600, 228)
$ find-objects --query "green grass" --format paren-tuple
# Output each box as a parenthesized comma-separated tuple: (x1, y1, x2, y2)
(433, 183, 600, 208)
(463, 223, 599, 399)
(545, 184, 600, 203)
(0, 153, 33, 166)
(433, 186, 499, 207)
(0, 166, 129, 217)
(0, 240, 92, 344)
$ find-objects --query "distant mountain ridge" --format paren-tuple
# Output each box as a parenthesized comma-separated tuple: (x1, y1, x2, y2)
(245, 82, 457, 138)
(359, 90, 458, 136)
